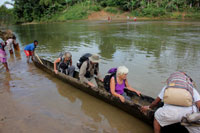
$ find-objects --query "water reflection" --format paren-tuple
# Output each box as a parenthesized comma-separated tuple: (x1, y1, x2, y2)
(57, 81, 152, 133)
(1, 20, 199, 132)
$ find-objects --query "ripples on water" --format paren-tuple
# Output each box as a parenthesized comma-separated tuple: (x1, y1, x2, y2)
(1, 20, 200, 132)
(12, 21, 200, 96)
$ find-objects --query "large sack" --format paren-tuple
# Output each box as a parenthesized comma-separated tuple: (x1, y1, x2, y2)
(164, 87, 193, 106)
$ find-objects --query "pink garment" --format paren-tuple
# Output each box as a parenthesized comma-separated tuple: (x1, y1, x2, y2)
(0, 49, 7, 63)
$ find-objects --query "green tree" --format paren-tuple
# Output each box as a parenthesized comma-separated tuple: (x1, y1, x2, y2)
(0, 5, 14, 24)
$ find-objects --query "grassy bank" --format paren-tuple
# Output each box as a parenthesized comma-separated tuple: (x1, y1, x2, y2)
(43, 2, 101, 22)
(49, 4, 200, 22)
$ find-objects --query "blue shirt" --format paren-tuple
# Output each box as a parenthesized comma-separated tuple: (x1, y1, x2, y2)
(24, 43, 35, 51)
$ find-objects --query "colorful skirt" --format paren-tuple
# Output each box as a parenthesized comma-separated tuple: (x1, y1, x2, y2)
(0, 49, 7, 63)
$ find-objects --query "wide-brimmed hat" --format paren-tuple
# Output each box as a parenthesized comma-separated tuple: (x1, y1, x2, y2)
(89, 54, 100, 63)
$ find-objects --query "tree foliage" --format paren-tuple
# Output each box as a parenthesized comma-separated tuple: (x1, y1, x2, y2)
(13, 0, 66, 22)
(12, 0, 200, 22)
(0, 5, 14, 25)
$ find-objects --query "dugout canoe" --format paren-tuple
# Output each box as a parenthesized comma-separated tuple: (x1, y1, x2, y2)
(33, 56, 188, 133)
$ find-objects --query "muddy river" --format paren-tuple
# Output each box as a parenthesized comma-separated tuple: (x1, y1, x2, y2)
(1, 20, 200, 133)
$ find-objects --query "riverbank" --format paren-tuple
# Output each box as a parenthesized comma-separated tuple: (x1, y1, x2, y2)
(39, 3, 200, 22)
(87, 10, 200, 21)
(19, 11, 200, 26)
(19, 10, 200, 26)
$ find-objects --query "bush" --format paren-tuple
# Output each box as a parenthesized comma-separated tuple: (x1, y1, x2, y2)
(170, 12, 182, 19)
(89, 5, 101, 11)
(131, 10, 139, 16)
(152, 8, 165, 17)
(105, 7, 118, 14)
(185, 13, 200, 19)
(99, 0, 117, 7)
(141, 8, 166, 17)
(51, 2, 90, 21)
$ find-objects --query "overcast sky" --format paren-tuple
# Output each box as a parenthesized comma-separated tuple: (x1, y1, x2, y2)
(0, 0, 13, 8)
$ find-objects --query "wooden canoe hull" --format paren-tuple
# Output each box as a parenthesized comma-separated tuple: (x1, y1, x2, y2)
(33, 57, 189, 133)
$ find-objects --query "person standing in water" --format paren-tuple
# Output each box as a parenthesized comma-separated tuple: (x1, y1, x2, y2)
(24, 40, 38, 63)
(6, 35, 18, 55)
(0, 38, 9, 72)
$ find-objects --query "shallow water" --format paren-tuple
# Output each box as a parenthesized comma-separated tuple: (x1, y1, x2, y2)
(1, 20, 200, 132)
(0, 50, 152, 133)
(10, 20, 200, 96)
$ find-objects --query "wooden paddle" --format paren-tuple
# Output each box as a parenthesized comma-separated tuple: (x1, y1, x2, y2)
(35, 53, 44, 65)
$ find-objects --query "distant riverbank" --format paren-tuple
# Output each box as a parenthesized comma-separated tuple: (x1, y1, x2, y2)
(1, 1, 200, 25)
(19, 10, 200, 26)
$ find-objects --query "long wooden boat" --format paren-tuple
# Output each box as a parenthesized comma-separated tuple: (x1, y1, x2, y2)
(33, 56, 189, 133)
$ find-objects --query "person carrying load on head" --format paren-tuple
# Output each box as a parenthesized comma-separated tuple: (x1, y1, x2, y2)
(141, 71, 200, 133)
(24, 40, 38, 63)
(6, 35, 18, 54)
(78, 53, 103, 88)
(54, 52, 75, 77)
(0, 38, 9, 72)
(105, 66, 141, 102)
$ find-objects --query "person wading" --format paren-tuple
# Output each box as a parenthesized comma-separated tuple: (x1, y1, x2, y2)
(24, 40, 38, 63)
(0, 38, 9, 72)
(6, 35, 18, 55)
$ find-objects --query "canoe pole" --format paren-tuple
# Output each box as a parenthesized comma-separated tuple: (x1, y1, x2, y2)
(35, 53, 44, 65)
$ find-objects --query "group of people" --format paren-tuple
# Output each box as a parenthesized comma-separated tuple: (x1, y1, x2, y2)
(0, 36, 19, 72)
(53, 51, 200, 133)
(53, 52, 141, 103)
(0, 37, 39, 72)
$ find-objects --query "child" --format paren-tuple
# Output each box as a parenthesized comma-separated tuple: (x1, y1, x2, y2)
(24, 40, 38, 63)
(0, 38, 9, 72)
(6, 35, 18, 54)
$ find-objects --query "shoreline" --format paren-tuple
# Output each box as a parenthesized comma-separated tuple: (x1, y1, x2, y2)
(20, 17, 200, 25)
(18, 10, 200, 25)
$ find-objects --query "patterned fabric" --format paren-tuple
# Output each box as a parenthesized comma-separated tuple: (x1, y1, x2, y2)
(0, 49, 6, 63)
(166, 71, 194, 96)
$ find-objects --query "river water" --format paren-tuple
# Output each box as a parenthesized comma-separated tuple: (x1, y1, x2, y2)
(1, 20, 200, 132)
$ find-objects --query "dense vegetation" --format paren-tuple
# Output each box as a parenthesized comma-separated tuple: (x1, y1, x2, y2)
(1, 0, 200, 23)
(0, 5, 14, 25)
